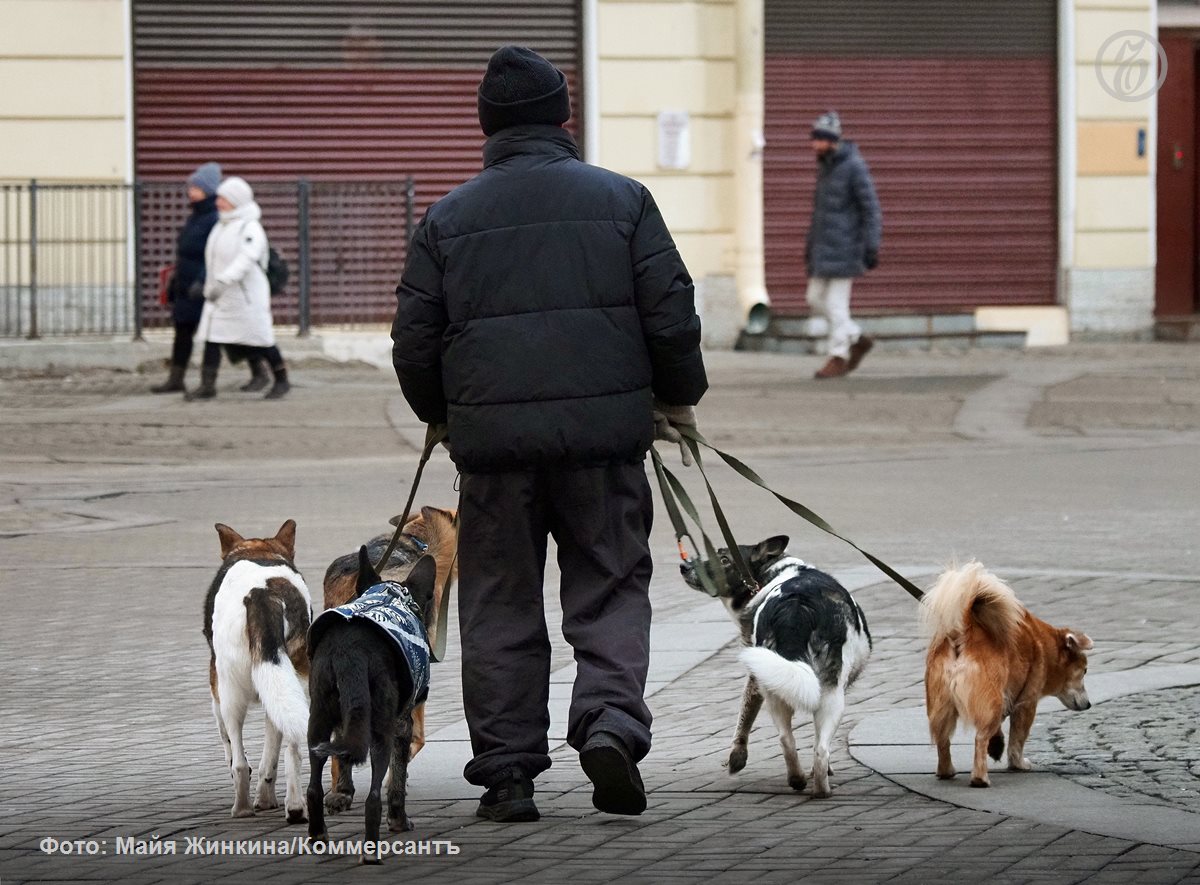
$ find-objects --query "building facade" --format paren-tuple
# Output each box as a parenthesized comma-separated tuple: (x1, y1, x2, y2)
(0, 0, 1183, 343)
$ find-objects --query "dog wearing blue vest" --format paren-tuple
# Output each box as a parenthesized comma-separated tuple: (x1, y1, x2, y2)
(681, 535, 871, 798)
(306, 548, 435, 863)
(319, 506, 457, 812)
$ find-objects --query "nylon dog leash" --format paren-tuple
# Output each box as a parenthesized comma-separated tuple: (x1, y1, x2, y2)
(374, 424, 454, 662)
(651, 425, 925, 603)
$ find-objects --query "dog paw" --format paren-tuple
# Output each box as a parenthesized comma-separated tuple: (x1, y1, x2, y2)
(787, 774, 808, 792)
(388, 813, 414, 833)
(324, 790, 353, 813)
(727, 747, 748, 774)
(286, 807, 307, 825)
(969, 777, 990, 788)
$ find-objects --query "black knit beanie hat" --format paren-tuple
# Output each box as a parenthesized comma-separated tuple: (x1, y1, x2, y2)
(477, 45, 570, 136)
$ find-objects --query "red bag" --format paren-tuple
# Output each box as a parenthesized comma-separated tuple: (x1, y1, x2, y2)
(157, 264, 176, 305)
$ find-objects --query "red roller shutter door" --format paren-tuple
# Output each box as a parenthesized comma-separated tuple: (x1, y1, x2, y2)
(131, 0, 582, 326)
(763, 0, 1058, 314)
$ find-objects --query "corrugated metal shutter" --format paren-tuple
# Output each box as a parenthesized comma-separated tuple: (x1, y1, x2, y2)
(132, 0, 581, 326)
(764, 0, 1058, 314)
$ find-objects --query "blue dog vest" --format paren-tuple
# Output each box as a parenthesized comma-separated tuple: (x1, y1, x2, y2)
(308, 582, 430, 708)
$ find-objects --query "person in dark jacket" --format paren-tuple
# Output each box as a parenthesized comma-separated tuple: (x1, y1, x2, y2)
(805, 111, 882, 379)
(391, 45, 707, 823)
(150, 162, 219, 393)
(151, 162, 269, 395)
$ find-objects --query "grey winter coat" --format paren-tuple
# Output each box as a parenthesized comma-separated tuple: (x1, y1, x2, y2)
(806, 141, 882, 279)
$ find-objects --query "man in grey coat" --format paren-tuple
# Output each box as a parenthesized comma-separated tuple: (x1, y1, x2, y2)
(805, 111, 882, 379)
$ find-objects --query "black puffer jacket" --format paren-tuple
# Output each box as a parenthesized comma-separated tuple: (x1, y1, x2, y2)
(170, 195, 218, 324)
(806, 141, 882, 279)
(392, 124, 707, 474)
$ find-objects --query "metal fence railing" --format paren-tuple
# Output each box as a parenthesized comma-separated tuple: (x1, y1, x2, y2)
(0, 179, 416, 339)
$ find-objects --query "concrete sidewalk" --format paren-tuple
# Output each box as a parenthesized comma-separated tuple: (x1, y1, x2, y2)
(1, 339, 1198, 884)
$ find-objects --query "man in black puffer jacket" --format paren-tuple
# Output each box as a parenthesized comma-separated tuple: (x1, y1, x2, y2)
(391, 45, 707, 823)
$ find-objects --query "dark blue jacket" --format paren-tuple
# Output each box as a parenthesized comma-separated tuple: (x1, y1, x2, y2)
(806, 141, 882, 279)
(391, 124, 707, 474)
(170, 195, 218, 324)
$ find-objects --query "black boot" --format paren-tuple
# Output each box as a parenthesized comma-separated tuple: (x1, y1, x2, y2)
(476, 769, 539, 822)
(186, 367, 218, 401)
(264, 366, 290, 400)
(580, 731, 646, 815)
(239, 357, 270, 392)
(150, 365, 186, 394)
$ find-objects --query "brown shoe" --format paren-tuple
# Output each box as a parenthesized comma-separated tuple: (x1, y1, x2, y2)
(847, 335, 874, 372)
(814, 356, 849, 379)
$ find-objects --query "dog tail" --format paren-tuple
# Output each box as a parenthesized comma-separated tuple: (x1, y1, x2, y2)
(251, 657, 309, 748)
(312, 654, 371, 766)
(739, 646, 822, 711)
(244, 582, 311, 748)
(921, 561, 1023, 644)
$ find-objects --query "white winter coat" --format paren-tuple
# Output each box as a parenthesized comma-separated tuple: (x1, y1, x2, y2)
(199, 201, 276, 347)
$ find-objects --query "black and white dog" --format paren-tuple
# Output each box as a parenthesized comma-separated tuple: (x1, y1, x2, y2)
(681, 535, 871, 797)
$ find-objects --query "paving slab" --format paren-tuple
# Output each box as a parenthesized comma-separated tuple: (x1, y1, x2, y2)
(1, 342, 1199, 884)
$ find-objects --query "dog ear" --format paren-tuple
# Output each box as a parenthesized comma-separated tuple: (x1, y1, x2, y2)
(273, 519, 297, 558)
(356, 545, 383, 596)
(390, 511, 422, 529)
(404, 555, 438, 612)
(422, 505, 456, 524)
(1064, 631, 1094, 653)
(753, 536, 789, 562)
(215, 523, 243, 558)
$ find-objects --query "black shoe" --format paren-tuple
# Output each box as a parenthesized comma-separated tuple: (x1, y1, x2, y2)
(579, 732, 646, 815)
(185, 368, 218, 401)
(150, 366, 186, 394)
(239, 361, 270, 392)
(476, 769, 540, 822)
(263, 367, 290, 400)
(263, 379, 290, 399)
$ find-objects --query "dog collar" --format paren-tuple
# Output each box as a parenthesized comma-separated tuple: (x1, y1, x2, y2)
(680, 542, 761, 600)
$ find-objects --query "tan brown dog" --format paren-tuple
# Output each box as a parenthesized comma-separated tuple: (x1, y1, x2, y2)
(922, 562, 1093, 787)
(320, 506, 458, 812)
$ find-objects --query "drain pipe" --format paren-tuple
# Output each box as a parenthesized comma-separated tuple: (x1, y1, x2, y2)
(734, 0, 770, 335)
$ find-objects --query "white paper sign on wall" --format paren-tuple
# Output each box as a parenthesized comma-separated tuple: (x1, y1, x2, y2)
(657, 110, 691, 170)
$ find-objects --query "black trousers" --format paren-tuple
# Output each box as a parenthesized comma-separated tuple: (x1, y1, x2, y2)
(202, 342, 283, 372)
(170, 319, 200, 369)
(457, 461, 654, 787)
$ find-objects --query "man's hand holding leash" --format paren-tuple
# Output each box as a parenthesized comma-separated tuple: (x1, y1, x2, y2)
(653, 400, 698, 467)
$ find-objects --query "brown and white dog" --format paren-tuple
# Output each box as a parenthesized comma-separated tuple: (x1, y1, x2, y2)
(202, 519, 312, 821)
(922, 562, 1093, 787)
(320, 506, 458, 812)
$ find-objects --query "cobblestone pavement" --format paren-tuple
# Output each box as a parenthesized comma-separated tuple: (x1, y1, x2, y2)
(1042, 685, 1200, 813)
(1, 342, 1199, 884)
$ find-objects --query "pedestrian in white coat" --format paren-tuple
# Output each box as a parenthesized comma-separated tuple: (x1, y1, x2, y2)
(190, 176, 290, 400)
